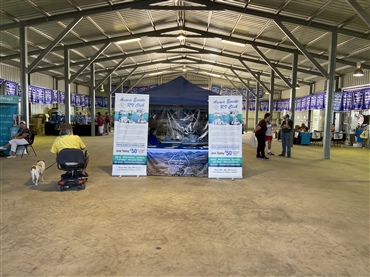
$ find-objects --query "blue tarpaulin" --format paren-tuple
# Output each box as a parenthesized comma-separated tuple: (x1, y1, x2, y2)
(138, 76, 218, 106)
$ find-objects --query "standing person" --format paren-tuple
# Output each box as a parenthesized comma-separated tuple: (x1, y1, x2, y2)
(0, 121, 32, 158)
(50, 123, 89, 176)
(279, 114, 294, 158)
(148, 127, 161, 146)
(104, 112, 110, 135)
(96, 112, 104, 136)
(266, 119, 277, 155)
(254, 113, 271, 160)
(300, 123, 308, 132)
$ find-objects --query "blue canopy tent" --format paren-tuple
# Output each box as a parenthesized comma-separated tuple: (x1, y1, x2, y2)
(138, 76, 218, 106)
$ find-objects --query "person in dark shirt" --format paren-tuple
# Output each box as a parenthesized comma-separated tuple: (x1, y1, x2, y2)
(148, 127, 160, 146)
(279, 114, 294, 158)
(254, 113, 271, 160)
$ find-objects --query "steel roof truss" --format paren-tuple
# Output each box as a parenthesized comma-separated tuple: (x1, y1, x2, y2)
(111, 68, 138, 95)
(346, 0, 370, 28)
(28, 17, 83, 73)
(274, 20, 328, 79)
(226, 68, 257, 97)
(252, 45, 292, 88)
(94, 58, 127, 90)
(239, 60, 271, 94)
(225, 76, 249, 101)
(126, 74, 146, 93)
(70, 42, 111, 83)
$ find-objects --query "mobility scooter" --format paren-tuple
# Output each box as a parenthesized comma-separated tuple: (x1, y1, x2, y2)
(56, 148, 88, 191)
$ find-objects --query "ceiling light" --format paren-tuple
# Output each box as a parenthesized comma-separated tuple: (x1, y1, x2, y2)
(149, 71, 164, 76)
(177, 32, 186, 40)
(207, 72, 221, 78)
(296, 84, 300, 89)
(353, 62, 364, 77)
(182, 65, 187, 72)
(117, 38, 141, 44)
(222, 39, 245, 47)
(100, 84, 104, 92)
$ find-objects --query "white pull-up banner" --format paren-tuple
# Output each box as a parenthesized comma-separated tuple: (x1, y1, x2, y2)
(112, 93, 149, 176)
(208, 95, 243, 179)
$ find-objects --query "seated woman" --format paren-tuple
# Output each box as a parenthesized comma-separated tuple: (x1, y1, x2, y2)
(148, 127, 161, 146)
(0, 121, 32, 158)
(299, 123, 308, 132)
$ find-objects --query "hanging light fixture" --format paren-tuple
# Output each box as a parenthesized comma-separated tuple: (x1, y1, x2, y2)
(353, 62, 364, 77)
(177, 31, 186, 41)
(296, 83, 300, 89)
(182, 65, 187, 72)
(100, 84, 104, 92)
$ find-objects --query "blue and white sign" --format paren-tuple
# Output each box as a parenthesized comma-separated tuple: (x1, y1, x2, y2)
(36, 87, 45, 104)
(333, 92, 343, 112)
(363, 89, 370, 109)
(260, 100, 269, 111)
(95, 96, 103, 107)
(60, 91, 65, 104)
(52, 90, 58, 103)
(211, 85, 221, 94)
(5, 81, 17, 95)
(208, 95, 243, 179)
(45, 89, 52, 104)
(112, 93, 149, 176)
(342, 91, 352, 111)
(352, 89, 364, 110)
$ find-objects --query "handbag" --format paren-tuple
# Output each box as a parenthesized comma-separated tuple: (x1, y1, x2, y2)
(250, 133, 257, 148)
(360, 130, 369, 139)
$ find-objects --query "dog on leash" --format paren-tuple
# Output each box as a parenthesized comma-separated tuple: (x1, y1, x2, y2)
(30, 160, 46, 186)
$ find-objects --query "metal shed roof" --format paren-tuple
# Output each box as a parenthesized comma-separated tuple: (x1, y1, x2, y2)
(0, 0, 369, 90)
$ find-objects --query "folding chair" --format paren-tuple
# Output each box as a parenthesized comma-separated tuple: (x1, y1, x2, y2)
(16, 133, 37, 157)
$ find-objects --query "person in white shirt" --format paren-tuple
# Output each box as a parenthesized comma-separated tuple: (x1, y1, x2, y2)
(265, 119, 276, 155)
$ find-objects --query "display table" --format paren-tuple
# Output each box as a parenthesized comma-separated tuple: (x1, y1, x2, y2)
(147, 143, 208, 177)
(300, 132, 311, 145)
(45, 123, 98, 136)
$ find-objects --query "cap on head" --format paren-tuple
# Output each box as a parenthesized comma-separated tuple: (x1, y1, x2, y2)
(283, 114, 290, 119)
(20, 120, 26, 125)
(59, 123, 72, 130)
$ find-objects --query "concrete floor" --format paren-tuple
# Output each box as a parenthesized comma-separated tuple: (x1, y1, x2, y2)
(0, 133, 369, 277)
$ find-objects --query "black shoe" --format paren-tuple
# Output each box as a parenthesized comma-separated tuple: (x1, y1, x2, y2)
(261, 156, 269, 160)
(256, 155, 261, 158)
(278, 154, 285, 156)
(267, 152, 275, 156)
(287, 155, 291, 158)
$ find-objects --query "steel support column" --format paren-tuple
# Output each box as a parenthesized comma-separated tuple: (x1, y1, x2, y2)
(90, 63, 96, 136)
(290, 52, 298, 146)
(245, 80, 250, 132)
(108, 76, 112, 118)
(323, 27, 338, 159)
(307, 83, 314, 131)
(64, 48, 71, 124)
(269, 70, 275, 115)
(255, 79, 260, 128)
(19, 23, 29, 126)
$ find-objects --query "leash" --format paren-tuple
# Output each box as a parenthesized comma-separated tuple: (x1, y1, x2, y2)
(45, 161, 57, 170)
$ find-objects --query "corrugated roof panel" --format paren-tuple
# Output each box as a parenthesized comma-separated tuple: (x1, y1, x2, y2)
(234, 14, 274, 39)
(86, 12, 133, 37)
(207, 10, 243, 34)
(279, 0, 335, 18)
(0, 0, 43, 21)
